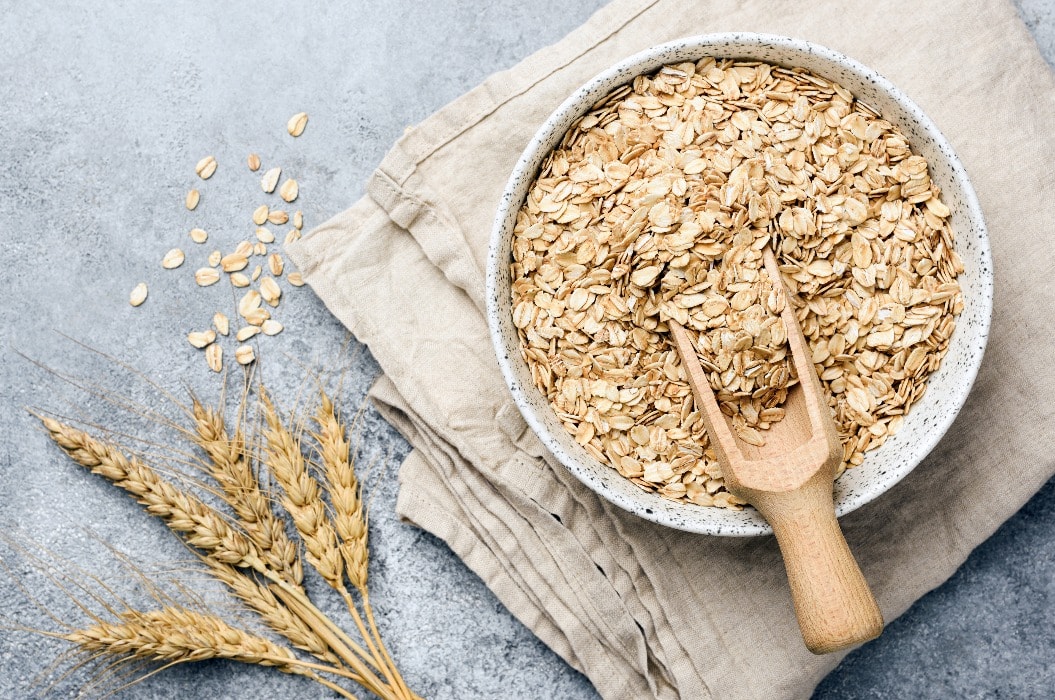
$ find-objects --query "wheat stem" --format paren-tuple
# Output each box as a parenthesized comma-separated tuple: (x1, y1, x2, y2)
(271, 584, 397, 700)
(337, 585, 407, 699)
(361, 589, 415, 700)
(311, 674, 363, 700)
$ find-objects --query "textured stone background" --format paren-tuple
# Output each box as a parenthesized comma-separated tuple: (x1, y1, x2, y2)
(0, 2, 1052, 698)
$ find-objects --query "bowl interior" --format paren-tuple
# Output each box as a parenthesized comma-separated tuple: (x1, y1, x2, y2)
(487, 34, 992, 536)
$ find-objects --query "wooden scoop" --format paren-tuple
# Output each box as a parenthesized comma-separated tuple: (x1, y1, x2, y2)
(669, 248, 883, 654)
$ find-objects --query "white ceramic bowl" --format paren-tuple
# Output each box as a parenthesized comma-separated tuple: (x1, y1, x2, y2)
(486, 34, 992, 536)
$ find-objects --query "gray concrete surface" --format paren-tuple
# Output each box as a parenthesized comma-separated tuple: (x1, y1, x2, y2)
(0, 2, 1051, 698)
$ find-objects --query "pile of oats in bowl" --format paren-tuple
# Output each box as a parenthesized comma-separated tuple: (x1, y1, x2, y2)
(509, 58, 964, 509)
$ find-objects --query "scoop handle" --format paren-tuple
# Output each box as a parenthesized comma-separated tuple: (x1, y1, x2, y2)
(754, 477, 884, 654)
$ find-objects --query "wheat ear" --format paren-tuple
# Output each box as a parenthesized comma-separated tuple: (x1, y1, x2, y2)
(259, 394, 344, 589)
(314, 392, 368, 590)
(64, 607, 363, 700)
(42, 418, 264, 570)
(65, 607, 302, 671)
(191, 399, 303, 587)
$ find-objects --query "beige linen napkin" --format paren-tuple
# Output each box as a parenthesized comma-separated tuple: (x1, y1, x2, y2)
(287, 0, 1055, 697)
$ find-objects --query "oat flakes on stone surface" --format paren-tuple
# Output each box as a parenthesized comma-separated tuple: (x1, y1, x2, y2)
(510, 58, 963, 509)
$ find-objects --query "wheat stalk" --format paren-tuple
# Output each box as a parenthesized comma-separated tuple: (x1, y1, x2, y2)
(263, 393, 414, 700)
(315, 391, 413, 700)
(191, 399, 303, 587)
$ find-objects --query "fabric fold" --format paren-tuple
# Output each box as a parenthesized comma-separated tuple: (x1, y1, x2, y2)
(286, 1, 1055, 697)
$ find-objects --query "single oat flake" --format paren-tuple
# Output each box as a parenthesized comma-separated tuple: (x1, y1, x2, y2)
(187, 330, 216, 349)
(253, 205, 270, 226)
(161, 248, 185, 269)
(195, 155, 218, 180)
(185, 189, 200, 210)
(279, 179, 298, 203)
(287, 112, 308, 137)
(262, 319, 283, 336)
(236, 326, 261, 341)
(213, 312, 230, 336)
(235, 344, 255, 365)
(260, 277, 281, 307)
(195, 268, 220, 287)
(129, 282, 148, 307)
(261, 167, 281, 194)
(205, 343, 223, 372)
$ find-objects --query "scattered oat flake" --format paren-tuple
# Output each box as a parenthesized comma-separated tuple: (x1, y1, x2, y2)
(235, 345, 255, 365)
(287, 112, 308, 137)
(195, 268, 220, 286)
(129, 283, 148, 307)
(236, 326, 261, 341)
(260, 277, 281, 306)
(208, 250, 222, 267)
(255, 227, 275, 243)
(251, 265, 262, 282)
(287, 271, 304, 286)
(238, 290, 262, 317)
(245, 308, 270, 326)
(267, 210, 288, 225)
(206, 343, 223, 372)
(161, 248, 185, 269)
(213, 312, 230, 336)
(284, 229, 302, 245)
(262, 319, 283, 336)
(268, 253, 284, 277)
(247, 153, 261, 172)
(253, 205, 269, 226)
(279, 179, 298, 203)
(190, 228, 208, 244)
(221, 254, 248, 272)
(185, 189, 200, 210)
(293, 211, 303, 229)
(195, 155, 217, 180)
(234, 241, 253, 257)
(230, 272, 250, 288)
(261, 167, 281, 194)
(187, 330, 216, 349)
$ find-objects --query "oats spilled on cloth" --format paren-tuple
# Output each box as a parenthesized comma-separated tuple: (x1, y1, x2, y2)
(510, 58, 964, 509)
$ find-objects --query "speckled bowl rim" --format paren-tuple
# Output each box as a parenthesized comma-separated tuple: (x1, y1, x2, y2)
(486, 33, 993, 536)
